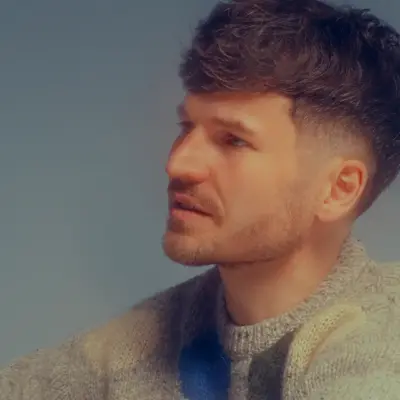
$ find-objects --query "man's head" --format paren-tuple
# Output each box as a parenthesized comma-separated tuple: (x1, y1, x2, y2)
(162, 0, 400, 266)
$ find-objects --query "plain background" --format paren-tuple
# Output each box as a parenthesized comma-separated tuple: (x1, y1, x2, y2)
(0, 0, 399, 365)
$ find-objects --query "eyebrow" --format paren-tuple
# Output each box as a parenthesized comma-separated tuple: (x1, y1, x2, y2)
(176, 104, 256, 137)
(209, 117, 256, 137)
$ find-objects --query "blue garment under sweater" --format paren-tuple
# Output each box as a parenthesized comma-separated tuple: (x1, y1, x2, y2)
(179, 330, 231, 399)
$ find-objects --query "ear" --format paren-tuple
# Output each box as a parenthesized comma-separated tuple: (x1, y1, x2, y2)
(316, 159, 369, 222)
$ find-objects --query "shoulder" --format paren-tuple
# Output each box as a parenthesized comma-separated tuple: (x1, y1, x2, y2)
(0, 336, 104, 399)
(81, 268, 219, 371)
(373, 259, 400, 293)
(284, 260, 400, 399)
(355, 259, 400, 320)
(0, 268, 219, 399)
(367, 258, 400, 287)
(315, 259, 400, 365)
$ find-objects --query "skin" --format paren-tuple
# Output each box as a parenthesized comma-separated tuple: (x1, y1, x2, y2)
(162, 92, 369, 325)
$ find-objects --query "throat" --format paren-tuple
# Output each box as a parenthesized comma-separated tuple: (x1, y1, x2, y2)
(217, 248, 337, 326)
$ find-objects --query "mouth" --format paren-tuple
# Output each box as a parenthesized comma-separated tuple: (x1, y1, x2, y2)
(169, 193, 211, 217)
(171, 202, 207, 215)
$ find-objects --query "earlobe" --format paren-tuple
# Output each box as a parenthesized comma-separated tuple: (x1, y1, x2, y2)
(317, 194, 341, 223)
(314, 169, 339, 222)
(317, 161, 368, 222)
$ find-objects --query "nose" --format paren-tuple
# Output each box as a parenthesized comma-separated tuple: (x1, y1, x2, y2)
(165, 130, 211, 184)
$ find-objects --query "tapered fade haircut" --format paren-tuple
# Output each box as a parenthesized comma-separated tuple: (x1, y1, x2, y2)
(179, 0, 400, 213)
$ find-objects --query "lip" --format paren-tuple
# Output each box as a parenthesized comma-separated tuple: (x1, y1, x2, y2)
(169, 208, 209, 221)
(168, 193, 211, 216)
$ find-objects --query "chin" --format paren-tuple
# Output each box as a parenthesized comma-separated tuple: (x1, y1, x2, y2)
(162, 231, 215, 267)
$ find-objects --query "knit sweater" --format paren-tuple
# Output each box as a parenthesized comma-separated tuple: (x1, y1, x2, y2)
(1, 237, 400, 399)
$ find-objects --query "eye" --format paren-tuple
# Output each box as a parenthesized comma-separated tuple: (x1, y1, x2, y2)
(223, 133, 248, 148)
(177, 121, 193, 136)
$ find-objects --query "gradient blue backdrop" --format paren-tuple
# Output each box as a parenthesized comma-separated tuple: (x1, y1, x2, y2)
(1, 0, 399, 364)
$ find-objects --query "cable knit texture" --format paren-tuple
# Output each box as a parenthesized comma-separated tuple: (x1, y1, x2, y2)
(1, 237, 400, 399)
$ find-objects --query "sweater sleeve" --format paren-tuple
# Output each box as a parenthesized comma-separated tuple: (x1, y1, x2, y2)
(0, 337, 103, 400)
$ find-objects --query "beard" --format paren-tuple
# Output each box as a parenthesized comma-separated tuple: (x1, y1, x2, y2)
(162, 196, 311, 267)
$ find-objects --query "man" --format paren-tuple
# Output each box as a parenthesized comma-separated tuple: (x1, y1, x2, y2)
(2, 0, 400, 398)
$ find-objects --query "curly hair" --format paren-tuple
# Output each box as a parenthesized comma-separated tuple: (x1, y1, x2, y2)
(179, 0, 400, 213)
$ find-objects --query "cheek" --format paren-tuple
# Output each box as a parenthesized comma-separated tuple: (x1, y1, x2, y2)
(215, 153, 298, 219)
(221, 167, 277, 220)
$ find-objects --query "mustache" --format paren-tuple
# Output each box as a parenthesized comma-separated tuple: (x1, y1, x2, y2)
(167, 179, 220, 217)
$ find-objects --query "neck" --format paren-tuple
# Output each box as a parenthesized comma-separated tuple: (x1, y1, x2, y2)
(218, 229, 350, 326)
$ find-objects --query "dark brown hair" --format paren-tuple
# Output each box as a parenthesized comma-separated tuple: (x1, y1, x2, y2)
(179, 0, 400, 213)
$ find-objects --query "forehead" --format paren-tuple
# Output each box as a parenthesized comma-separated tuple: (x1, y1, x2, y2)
(180, 92, 298, 141)
(181, 92, 292, 117)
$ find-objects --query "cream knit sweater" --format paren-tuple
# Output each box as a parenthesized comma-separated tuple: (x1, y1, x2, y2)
(1, 237, 400, 399)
